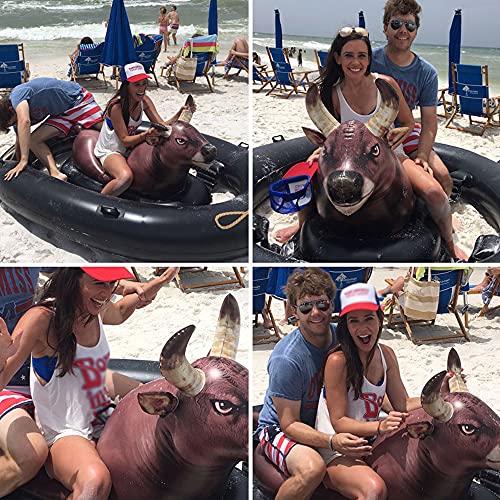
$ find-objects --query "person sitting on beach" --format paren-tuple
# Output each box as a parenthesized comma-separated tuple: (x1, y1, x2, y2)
(253, 51, 262, 66)
(0, 78, 103, 182)
(166, 5, 180, 46)
(216, 37, 249, 71)
(158, 6, 169, 52)
(0, 266, 179, 498)
(371, 0, 453, 198)
(93, 62, 195, 198)
(67, 37, 98, 78)
(315, 283, 421, 499)
(256, 268, 372, 499)
(273, 27, 466, 260)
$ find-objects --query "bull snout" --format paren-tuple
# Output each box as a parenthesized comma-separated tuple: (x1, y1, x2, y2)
(201, 143, 217, 162)
(327, 170, 363, 204)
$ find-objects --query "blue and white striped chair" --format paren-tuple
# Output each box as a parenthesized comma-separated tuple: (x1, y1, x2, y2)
(68, 42, 106, 87)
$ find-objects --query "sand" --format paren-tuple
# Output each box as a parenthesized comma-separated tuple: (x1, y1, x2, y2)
(252, 267, 500, 414)
(0, 38, 249, 263)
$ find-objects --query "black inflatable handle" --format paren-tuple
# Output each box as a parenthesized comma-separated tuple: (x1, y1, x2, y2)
(272, 135, 285, 142)
(238, 142, 249, 149)
(99, 206, 121, 218)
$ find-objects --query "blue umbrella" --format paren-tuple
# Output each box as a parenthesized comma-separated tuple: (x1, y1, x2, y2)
(358, 10, 366, 29)
(208, 0, 218, 36)
(448, 9, 462, 93)
(101, 0, 137, 69)
(274, 9, 283, 49)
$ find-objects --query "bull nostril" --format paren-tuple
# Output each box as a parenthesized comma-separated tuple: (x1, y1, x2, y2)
(202, 144, 217, 161)
(327, 171, 364, 204)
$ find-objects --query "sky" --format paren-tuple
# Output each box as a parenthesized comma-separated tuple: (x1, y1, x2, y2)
(253, 0, 500, 49)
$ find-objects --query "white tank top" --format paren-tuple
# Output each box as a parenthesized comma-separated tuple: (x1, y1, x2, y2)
(315, 344, 388, 435)
(335, 75, 382, 123)
(94, 101, 143, 157)
(30, 315, 112, 446)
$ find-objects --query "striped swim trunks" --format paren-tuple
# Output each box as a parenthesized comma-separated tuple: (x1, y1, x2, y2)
(0, 389, 34, 420)
(169, 24, 179, 32)
(44, 88, 103, 136)
(402, 122, 421, 155)
(259, 425, 297, 477)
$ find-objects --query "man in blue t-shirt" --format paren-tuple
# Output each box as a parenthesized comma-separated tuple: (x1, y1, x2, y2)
(256, 268, 371, 498)
(0, 78, 102, 182)
(371, 0, 453, 200)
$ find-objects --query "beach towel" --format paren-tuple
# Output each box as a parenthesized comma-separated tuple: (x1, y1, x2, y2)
(482, 276, 499, 305)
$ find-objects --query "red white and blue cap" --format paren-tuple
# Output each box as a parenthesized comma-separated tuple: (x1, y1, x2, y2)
(120, 62, 151, 82)
(81, 267, 134, 281)
(340, 283, 380, 317)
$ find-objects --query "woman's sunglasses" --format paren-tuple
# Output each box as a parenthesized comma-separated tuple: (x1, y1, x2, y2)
(389, 18, 417, 32)
(296, 299, 331, 314)
(338, 26, 369, 38)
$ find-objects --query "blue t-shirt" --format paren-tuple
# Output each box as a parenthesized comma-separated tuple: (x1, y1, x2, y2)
(371, 46, 438, 110)
(9, 78, 83, 125)
(0, 267, 40, 387)
(257, 324, 338, 433)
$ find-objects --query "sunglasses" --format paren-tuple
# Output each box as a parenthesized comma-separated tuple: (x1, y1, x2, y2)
(338, 26, 369, 38)
(389, 18, 417, 32)
(296, 299, 331, 314)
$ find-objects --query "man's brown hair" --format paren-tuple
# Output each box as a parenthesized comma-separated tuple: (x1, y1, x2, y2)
(0, 94, 15, 133)
(383, 0, 421, 27)
(284, 268, 336, 308)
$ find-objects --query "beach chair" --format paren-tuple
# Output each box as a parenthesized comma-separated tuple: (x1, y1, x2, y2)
(161, 35, 218, 92)
(265, 47, 313, 98)
(436, 86, 455, 119)
(253, 64, 275, 93)
(445, 64, 500, 136)
(172, 267, 245, 292)
(253, 267, 281, 345)
(0, 43, 29, 92)
(134, 34, 163, 86)
(68, 42, 106, 87)
(325, 267, 372, 316)
(223, 54, 249, 79)
(469, 275, 500, 317)
(385, 268, 470, 344)
(314, 49, 328, 72)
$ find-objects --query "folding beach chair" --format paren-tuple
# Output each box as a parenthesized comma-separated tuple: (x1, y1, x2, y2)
(436, 85, 455, 119)
(171, 267, 245, 292)
(161, 35, 218, 93)
(68, 42, 106, 88)
(0, 43, 29, 92)
(469, 275, 500, 317)
(314, 49, 328, 72)
(253, 267, 281, 345)
(134, 34, 163, 86)
(325, 267, 372, 316)
(223, 55, 249, 79)
(253, 64, 275, 93)
(445, 64, 500, 135)
(265, 47, 313, 98)
(385, 268, 470, 344)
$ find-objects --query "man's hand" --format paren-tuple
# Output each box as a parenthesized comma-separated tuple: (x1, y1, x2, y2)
(0, 317, 21, 370)
(331, 433, 372, 457)
(414, 156, 434, 176)
(4, 162, 27, 181)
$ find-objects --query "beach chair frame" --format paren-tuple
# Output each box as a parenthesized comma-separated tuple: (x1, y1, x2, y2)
(469, 277, 500, 317)
(170, 267, 245, 292)
(69, 42, 106, 88)
(162, 54, 215, 93)
(445, 63, 500, 136)
(385, 269, 470, 344)
(436, 86, 456, 120)
(253, 268, 282, 345)
(265, 47, 313, 99)
(223, 55, 249, 79)
(135, 34, 163, 87)
(314, 49, 328, 73)
(0, 43, 30, 93)
(252, 64, 275, 93)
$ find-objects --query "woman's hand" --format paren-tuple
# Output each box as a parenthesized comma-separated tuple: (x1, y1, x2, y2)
(306, 147, 321, 166)
(0, 318, 21, 370)
(379, 411, 409, 435)
(331, 433, 372, 457)
(144, 127, 162, 146)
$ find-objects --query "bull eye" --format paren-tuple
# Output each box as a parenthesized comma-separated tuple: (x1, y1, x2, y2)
(459, 424, 477, 435)
(211, 399, 236, 416)
(175, 138, 187, 145)
(369, 144, 380, 157)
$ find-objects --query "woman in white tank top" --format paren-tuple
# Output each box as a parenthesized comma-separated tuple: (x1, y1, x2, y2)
(0, 266, 179, 499)
(315, 283, 421, 499)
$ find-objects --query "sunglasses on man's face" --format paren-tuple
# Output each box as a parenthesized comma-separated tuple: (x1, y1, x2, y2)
(389, 18, 417, 32)
(296, 299, 331, 314)
(338, 26, 369, 38)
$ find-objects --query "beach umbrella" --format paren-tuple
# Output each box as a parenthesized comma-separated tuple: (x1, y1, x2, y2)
(448, 9, 462, 92)
(101, 0, 137, 69)
(208, 0, 218, 36)
(358, 11, 366, 29)
(274, 9, 283, 49)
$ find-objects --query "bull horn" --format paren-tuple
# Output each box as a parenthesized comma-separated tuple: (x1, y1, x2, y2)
(447, 348, 468, 393)
(305, 83, 339, 137)
(209, 294, 240, 359)
(365, 79, 400, 138)
(421, 371, 454, 422)
(179, 95, 194, 123)
(160, 325, 206, 396)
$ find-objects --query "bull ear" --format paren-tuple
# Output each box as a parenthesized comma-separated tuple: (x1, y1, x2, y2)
(406, 421, 434, 439)
(302, 127, 326, 147)
(138, 391, 179, 417)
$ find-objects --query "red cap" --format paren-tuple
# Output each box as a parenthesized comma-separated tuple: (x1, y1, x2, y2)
(81, 267, 134, 281)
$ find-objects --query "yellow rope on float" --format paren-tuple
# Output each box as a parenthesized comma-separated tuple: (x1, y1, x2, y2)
(214, 211, 249, 230)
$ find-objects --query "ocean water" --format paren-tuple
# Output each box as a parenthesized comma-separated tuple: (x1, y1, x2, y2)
(0, 0, 248, 55)
(254, 32, 500, 96)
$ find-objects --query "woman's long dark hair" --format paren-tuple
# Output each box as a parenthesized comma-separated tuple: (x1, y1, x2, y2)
(326, 308, 384, 400)
(104, 81, 132, 125)
(318, 30, 372, 117)
(37, 268, 94, 377)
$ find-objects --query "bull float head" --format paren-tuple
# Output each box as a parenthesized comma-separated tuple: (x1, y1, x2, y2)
(302, 80, 407, 216)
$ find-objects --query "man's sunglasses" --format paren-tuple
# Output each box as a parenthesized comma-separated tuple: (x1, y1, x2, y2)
(296, 299, 331, 314)
(338, 26, 369, 38)
(389, 18, 417, 32)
